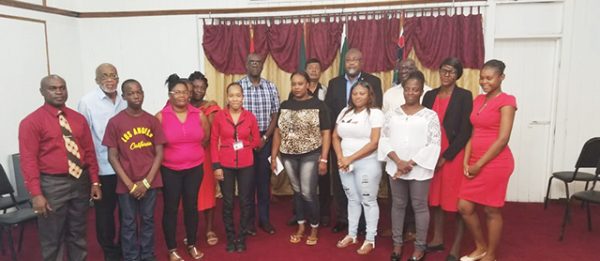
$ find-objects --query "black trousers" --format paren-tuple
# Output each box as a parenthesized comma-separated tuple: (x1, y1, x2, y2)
(95, 175, 121, 260)
(318, 164, 331, 219)
(220, 167, 255, 242)
(161, 165, 203, 250)
(38, 172, 91, 261)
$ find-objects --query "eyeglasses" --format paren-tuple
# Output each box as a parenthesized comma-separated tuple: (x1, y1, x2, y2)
(169, 90, 189, 96)
(345, 57, 361, 62)
(439, 68, 457, 76)
(99, 73, 119, 81)
(248, 60, 263, 65)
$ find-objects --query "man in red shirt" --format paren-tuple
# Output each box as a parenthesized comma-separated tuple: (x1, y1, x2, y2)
(18, 75, 102, 261)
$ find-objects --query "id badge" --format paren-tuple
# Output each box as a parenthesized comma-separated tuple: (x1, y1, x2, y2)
(233, 141, 244, 151)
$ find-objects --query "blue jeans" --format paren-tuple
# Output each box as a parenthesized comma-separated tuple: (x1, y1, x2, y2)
(339, 157, 382, 241)
(281, 150, 320, 226)
(118, 189, 157, 261)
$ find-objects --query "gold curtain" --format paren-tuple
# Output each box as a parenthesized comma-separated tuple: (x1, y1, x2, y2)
(205, 54, 396, 196)
(408, 50, 481, 95)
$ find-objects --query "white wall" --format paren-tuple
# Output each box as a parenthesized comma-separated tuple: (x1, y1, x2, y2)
(1, 0, 599, 202)
(0, 5, 83, 190)
(77, 15, 201, 115)
(552, 0, 600, 186)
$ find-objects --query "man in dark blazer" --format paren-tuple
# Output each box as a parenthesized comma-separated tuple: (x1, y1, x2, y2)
(324, 48, 383, 233)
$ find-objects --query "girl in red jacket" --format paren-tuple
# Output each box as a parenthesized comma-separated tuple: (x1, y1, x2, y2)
(211, 82, 260, 253)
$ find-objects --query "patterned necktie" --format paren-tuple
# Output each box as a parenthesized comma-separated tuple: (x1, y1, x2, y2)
(58, 111, 83, 179)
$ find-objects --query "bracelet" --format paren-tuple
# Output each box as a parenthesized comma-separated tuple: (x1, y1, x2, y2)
(130, 184, 138, 193)
(319, 158, 328, 163)
(92, 182, 102, 187)
(142, 179, 151, 189)
(262, 135, 268, 141)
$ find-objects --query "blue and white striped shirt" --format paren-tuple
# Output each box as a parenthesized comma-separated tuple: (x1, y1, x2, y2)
(238, 76, 280, 132)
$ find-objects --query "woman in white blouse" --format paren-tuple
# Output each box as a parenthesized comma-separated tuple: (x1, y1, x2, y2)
(332, 81, 384, 255)
(379, 71, 441, 261)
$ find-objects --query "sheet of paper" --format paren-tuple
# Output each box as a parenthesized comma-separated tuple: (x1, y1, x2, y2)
(268, 156, 284, 175)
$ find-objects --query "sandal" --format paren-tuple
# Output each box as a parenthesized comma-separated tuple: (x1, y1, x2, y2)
(206, 231, 219, 246)
(187, 245, 204, 260)
(356, 240, 375, 255)
(289, 233, 303, 244)
(336, 235, 357, 248)
(306, 227, 319, 246)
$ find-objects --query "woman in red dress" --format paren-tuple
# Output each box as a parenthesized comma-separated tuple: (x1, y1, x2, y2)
(458, 60, 517, 261)
(189, 71, 221, 246)
(423, 57, 473, 261)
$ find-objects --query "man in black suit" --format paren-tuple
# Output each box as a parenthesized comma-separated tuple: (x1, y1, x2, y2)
(324, 48, 383, 233)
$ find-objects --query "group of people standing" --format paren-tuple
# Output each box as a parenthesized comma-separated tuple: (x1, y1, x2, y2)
(18, 47, 516, 261)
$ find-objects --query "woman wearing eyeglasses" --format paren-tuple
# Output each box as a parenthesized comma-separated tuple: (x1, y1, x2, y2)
(423, 57, 473, 261)
(156, 74, 210, 261)
(332, 81, 384, 255)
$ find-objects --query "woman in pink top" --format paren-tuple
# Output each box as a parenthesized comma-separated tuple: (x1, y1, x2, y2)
(156, 74, 210, 261)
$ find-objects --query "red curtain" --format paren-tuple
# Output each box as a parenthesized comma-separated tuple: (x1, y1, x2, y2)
(268, 23, 303, 73)
(252, 24, 270, 59)
(347, 17, 400, 73)
(403, 14, 485, 69)
(202, 24, 250, 74)
(305, 22, 343, 70)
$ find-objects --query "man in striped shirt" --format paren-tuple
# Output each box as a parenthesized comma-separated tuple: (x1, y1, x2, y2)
(238, 53, 280, 236)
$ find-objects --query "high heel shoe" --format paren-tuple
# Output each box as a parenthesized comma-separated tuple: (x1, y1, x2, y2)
(391, 252, 402, 261)
(168, 250, 184, 261)
(186, 245, 204, 260)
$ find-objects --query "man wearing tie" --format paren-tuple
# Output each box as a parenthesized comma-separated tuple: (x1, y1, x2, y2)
(325, 48, 383, 233)
(19, 75, 102, 261)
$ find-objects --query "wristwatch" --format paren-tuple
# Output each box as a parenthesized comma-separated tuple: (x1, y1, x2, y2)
(262, 135, 268, 141)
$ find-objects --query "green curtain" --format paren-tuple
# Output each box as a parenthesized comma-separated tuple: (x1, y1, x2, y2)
(297, 33, 306, 71)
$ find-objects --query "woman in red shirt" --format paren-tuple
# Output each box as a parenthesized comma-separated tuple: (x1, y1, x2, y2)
(211, 82, 260, 253)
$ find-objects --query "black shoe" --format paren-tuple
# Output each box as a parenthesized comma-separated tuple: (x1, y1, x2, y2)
(287, 216, 298, 226)
(391, 252, 402, 261)
(320, 216, 331, 227)
(235, 240, 246, 252)
(424, 244, 444, 253)
(259, 222, 276, 235)
(242, 229, 257, 236)
(226, 241, 236, 253)
(331, 222, 348, 233)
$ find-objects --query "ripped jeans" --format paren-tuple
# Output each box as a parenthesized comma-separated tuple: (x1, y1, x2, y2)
(339, 156, 382, 241)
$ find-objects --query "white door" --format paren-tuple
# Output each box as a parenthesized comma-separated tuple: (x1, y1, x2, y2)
(493, 38, 560, 202)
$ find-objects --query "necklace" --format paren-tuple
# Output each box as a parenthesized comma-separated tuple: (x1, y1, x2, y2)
(477, 92, 502, 115)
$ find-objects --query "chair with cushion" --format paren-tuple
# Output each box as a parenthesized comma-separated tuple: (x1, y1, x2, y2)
(544, 137, 600, 209)
(560, 165, 600, 240)
(0, 164, 37, 261)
